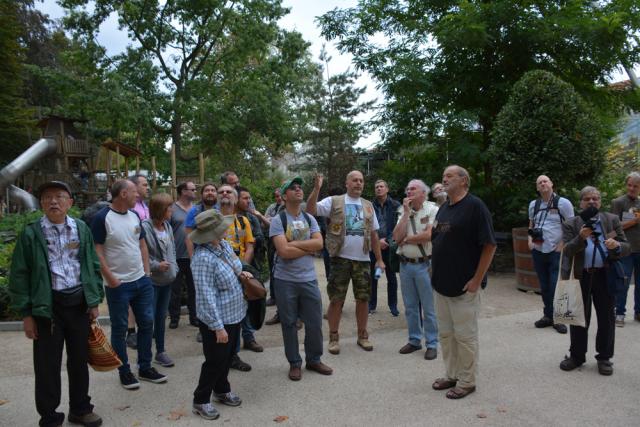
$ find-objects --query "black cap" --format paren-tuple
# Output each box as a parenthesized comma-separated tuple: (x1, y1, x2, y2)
(37, 181, 72, 198)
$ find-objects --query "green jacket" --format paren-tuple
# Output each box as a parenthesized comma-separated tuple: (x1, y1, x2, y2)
(8, 216, 104, 319)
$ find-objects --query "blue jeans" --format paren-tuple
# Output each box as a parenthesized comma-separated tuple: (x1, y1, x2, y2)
(369, 249, 398, 312)
(105, 276, 154, 373)
(234, 316, 257, 353)
(616, 252, 640, 316)
(152, 284, 171, 354)
(274, 278, 323, 366)
(531, 249, 561, 319)
(399, 261, 438, 348)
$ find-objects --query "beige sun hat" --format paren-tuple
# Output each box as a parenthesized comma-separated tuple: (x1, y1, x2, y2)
(188, 210, 234, 244)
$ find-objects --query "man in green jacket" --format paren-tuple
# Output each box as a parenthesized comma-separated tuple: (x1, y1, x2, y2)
(9, 181, 104, 427)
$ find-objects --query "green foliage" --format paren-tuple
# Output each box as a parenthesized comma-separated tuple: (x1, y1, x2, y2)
(491, 70, 610, 205)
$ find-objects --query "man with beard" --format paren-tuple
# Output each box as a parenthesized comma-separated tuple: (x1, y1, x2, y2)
(307, 171, 385, 354)
(168, 181, 198, 329)
(184, 182, 219, 258)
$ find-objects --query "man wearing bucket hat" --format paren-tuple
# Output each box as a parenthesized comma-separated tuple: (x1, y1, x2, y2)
(270, 177, 333, 380)
(190, 210, 250, 419)
(9, 181, 104, 427)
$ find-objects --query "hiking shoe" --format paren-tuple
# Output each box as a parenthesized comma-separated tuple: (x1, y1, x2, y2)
(534, 316, 553, 328)
(68, 411, 103, 427)
(552, 323, 567, 334)
(424, 348, 438, 360)
(615, 315, 625, 327)
(119, 371, 140, 390)
(192, 402, 220, 420)
(126, 331, 137, 349)
(390, 308, 399, 317)
(138, 367, 167, 383)
(154, 352, 175, 368)
(357, 336, 373, 351)
(243, 340, 264, 352)
(168, 319, 179, 329)
(196, 331, 202, 343)
(559, 356, 583, 372)
(398, 343, 421, 354)
(328, 333, 340, 355)
(306, 362, 333, 376)
(597, 360, 613, 376)
(265, 313, 280, 325)
(266, 297, 276, 307)
(230, 354, 252, 372)
(214, 391, 242, 407)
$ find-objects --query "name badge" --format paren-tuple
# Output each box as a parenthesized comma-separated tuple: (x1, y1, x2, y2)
(292, 220, 306, 230)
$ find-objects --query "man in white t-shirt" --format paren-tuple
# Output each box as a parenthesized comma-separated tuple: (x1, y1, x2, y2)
(307, 171, 385, 354)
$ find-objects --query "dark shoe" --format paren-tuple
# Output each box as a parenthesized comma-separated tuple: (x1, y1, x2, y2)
(597, 360, 613, 376)
(168, 319, 179, 329)
(398, 343, 421, 354)
(552, 323, 567, 334)
(138, 367, 168, 383)
(424, 348, 437, 360)
(68, 412, 102, 427)
(306, 362, 333, 375)
(559, 356, 583, 371)
(244, 340, 264, 352)
(432, 378, 457, 390)
(126, 331, 137, 349)
(196, 331, 202, 343)
(189, 318, 200, 327)
(192, 402, 220, 420)
(288, 366, 302, 381)
(67, 412, 102, 427)
(119, 371, 140, 390)
(446, 386, 476, 399)
(154, 352, 175, 368)
(534, 316, 553, 328)
(635, 313, 640, 322)
(214, 391, 242, 407)
(230, 355, 252, 372)
(390, 308, 399, 317)
(266, 297, 276, 307)
(265, 313, 280, 325)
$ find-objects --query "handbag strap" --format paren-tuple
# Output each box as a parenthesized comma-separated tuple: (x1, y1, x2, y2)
(409, 214, 428, 258)
(205, 245, 241, 277)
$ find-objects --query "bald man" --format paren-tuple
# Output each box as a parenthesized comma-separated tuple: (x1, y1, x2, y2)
(528, 175, 574, 334)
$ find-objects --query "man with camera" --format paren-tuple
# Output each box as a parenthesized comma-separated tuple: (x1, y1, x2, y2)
(559, 186, 629, 375)
(528, 175, 574, 334)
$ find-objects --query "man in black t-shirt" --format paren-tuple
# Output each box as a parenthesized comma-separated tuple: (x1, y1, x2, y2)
(429, 165, 496, 400)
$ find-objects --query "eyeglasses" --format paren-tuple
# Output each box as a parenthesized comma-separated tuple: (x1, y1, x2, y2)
(186, 188, 197, 192)
(582, 197, 600, 201)
(288, 184, 302, 191)
(42, 195, 70, 203)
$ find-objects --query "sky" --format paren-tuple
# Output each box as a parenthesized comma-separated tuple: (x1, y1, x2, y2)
(36, 0, 384, 148)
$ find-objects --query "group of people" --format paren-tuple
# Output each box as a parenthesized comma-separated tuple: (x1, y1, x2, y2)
(10, 164, 638, 426)
(527, 174, 638, 376)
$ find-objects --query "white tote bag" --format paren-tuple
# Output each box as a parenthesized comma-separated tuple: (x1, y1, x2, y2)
(553, 251, 586, 327)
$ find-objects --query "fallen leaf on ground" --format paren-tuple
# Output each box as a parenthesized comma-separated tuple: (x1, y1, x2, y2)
(274, 415, 289, 423)
(477, 412, 488, 418)
(168, 408, 187, 421)
(0, 400, 8, 406)
(115, 405, 130, 411)
(497, 407, 507, 413)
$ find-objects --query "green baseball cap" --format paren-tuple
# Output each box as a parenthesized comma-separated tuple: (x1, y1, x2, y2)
(280, 176, 304, 195)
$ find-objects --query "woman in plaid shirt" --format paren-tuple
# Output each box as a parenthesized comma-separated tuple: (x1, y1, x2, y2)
(189, 210, 255, 420)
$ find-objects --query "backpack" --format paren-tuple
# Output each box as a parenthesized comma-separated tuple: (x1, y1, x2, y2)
(533, 194, 565, 224)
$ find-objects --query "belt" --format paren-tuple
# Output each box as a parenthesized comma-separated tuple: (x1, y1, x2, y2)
(583, 267, 605, 273)
(400, 255, 431, 264)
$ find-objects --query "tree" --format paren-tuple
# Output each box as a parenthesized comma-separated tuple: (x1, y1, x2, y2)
(60, 0, 304, 160)
(490, 70, 610, 226)
(319, 0, 640, 191)
(0, 0, 33, 164)
(294, 48, 374, 190)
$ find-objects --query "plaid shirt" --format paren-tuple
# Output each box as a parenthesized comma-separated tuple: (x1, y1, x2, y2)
(192, 240, 247, 330)
(40, 215, 82, 290)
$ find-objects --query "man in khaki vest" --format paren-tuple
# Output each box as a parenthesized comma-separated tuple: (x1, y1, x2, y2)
(307, 171, 385, 354)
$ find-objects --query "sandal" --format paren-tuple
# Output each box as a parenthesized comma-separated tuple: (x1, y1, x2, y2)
(446, 386, 476, 399)
(432, 378, 457, 390)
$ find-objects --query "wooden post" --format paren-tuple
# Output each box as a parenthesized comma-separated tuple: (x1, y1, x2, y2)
(171, 144, 177, 198)
(59, 120, 69, 172)
(151, 156, 157, 192)
(135, 128, 141, 173)
(199, 153, 205, 185)
(106, 149, 112, 189)
(116, 145, 121, 178)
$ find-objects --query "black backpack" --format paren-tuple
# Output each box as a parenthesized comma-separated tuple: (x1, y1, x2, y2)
(532, 194, 565, 224)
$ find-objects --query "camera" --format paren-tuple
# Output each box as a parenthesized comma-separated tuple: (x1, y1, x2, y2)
(528, 227, 544, 243)
(580, 206, 600, 237)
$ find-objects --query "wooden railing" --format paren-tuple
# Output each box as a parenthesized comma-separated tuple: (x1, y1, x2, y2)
(63, 137, 90, 155)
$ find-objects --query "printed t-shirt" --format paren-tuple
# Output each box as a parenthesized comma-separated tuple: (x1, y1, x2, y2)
(269, 211, 320, 282)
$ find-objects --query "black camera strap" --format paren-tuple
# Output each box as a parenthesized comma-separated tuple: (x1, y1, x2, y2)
(533, 194, 564, 228)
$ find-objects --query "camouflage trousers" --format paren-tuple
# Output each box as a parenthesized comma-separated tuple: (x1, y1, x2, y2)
(327, 257, 371, 302)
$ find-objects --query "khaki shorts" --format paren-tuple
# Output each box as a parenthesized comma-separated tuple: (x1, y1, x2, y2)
(327, 257, 371, 302)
